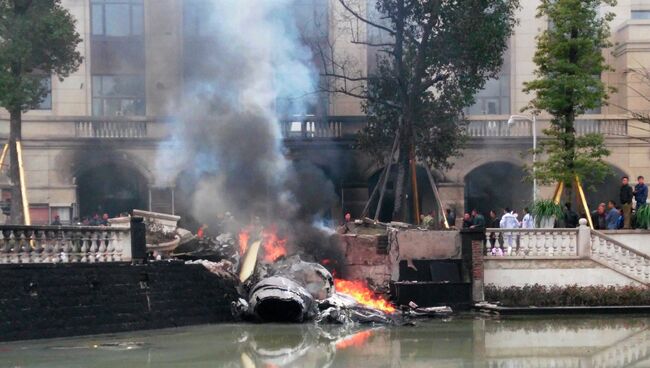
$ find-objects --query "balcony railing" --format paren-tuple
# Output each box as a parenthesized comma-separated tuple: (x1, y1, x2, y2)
(76, 119, 148, 139)
(280, 116, 366, 139)
(467, 118, 629, 138)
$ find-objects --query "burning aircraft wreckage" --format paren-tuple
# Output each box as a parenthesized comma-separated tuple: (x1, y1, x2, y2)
(173, 221, 452, 325)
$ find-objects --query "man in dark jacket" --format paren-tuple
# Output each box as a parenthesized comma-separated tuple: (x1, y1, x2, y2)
(564, 202, 579, 228)
(634, 176, 648, 209)
(470, 209, 486, 229)
(590, 202, 607, 230)
(620, 176, 633, 229)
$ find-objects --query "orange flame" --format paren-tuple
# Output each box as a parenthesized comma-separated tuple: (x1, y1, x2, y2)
(335, 330, 373, 349)
(334, 278, 396, 313)
(238, 230, 250, 255)
(261, 227, 287, 262)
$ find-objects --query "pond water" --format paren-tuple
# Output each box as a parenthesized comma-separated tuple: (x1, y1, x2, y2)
(1, 315, 649, 367)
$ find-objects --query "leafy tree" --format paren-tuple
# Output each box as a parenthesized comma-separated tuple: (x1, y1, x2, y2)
(319, 0, 518, 221)
(0, 0, 82, 224)
(523, 0, 615, 196)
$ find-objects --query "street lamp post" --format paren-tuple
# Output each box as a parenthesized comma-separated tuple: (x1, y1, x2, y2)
(507, 114, 537, 203)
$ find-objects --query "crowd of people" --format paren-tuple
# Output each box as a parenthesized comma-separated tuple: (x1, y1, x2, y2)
(455, 175, 648, 232)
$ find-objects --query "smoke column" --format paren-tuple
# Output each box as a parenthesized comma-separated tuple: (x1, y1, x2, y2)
(156, 0, 339, 258)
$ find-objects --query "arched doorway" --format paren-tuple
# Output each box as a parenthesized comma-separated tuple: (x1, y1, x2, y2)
(464, 162, 531, 216)
(77, 162, 148, 218)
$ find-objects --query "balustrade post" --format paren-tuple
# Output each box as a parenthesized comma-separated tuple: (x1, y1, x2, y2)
(577, 218, 591, 258)
(130, 216, 147, 263)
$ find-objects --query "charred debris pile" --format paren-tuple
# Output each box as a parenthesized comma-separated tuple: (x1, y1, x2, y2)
(146, 214, 454, 325)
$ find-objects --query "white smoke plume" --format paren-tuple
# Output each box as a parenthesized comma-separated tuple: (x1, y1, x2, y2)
(155, 0, 339, 257)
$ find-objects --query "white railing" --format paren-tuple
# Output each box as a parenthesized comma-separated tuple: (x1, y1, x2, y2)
(590, 231, 650, 285)
(467, 118, 628, 138)
(485, 220, 650, 285)
(280, 117, 366, 139)
(576, 119, 628, 137)
(467, 120, 531, 137)
(486, 228, 579, 257)
(76, 120, 148, 138)
(0, 226, 132, 264)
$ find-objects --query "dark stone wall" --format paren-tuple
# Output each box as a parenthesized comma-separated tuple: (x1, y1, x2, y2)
(0, 261, 238, 342)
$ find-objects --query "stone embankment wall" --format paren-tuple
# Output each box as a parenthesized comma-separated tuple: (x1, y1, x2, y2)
(0, 262, 237, 342)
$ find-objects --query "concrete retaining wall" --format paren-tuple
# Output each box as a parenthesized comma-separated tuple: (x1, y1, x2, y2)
(0, 262, 237, 342)
(485, 259, 643, 287)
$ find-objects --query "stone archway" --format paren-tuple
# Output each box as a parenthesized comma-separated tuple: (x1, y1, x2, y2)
(464, 161, 532, 216)
(76, 161, 149, 219)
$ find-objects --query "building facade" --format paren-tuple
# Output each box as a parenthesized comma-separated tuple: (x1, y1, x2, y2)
(0, 0, 649, 225)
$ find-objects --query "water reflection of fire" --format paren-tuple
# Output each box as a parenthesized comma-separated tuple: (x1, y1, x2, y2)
(334, 279, 396, 313)
(334, 330, 374, 349)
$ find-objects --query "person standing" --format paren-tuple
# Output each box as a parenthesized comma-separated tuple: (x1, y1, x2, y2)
(488, 210, 500, 248)
(462, 212, 472, 228)
(591, 203, 607, 230)
(634, 175, 648, 209)
(606, 200, 621, 230)
(470, 209, 486, 229)
(521, 207, 534, 229)
(564, 203, 579, 228)
(620, 176, 634, 229)
(445, 208, 456, 229)
(499, 208, 520, 254)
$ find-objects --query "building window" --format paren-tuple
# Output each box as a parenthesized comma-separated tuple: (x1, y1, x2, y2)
(92, 75, 145, 116)
(35, 76, 52, 110)
(91, 0, 143, 37)
(183, 0, 213, 37)
(466, 47, 511, 116)
(632, 10, 650, 20)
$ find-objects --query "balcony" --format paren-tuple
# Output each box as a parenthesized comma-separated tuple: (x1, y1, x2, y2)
(466, 118, 629, 138)
(0, 115, 633, 143)
(279, 116, 366, 139)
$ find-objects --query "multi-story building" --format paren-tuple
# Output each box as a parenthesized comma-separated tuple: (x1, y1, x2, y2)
(0, 0, 649, 225)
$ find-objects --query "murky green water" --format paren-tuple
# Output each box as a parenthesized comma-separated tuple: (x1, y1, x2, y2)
(1, 315, 649, 367)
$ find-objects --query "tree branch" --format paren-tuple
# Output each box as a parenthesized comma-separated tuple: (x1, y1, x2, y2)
(338, 0, 396, 36)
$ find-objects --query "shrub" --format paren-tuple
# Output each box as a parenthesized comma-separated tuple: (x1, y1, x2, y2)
(485, 284, 650, 307)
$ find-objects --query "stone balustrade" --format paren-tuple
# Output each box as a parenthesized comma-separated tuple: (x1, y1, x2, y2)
(0, 226, 132, 264)
(486, 228, 579, 257)
(280, 116, 366, 139)
(590, 231, 650, 285)
(75, 119, 148, 138)
(485, 219, 650, 286)
(467, 118, 628, 138)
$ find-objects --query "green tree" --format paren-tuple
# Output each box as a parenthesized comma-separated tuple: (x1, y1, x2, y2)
(0, 0, 82, 224)
(319, 0, 518, 221)
(523, 0, 615, 197)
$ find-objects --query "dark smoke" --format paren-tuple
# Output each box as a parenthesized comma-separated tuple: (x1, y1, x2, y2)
(155, 0, 341, 260)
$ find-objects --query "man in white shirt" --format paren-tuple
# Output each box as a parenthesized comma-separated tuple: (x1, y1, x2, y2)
(499, 208, 520, 255)
(521, 207, 534, 229)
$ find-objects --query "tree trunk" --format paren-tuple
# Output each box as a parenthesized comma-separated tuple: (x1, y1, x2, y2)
(9, 108, 24, 225)
(392, 144, 408, 221)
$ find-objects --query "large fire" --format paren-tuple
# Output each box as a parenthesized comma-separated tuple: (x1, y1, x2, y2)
(260, 227, 287, 262)
(334, 279, 396, 313)
(238, 226, 287, 263)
